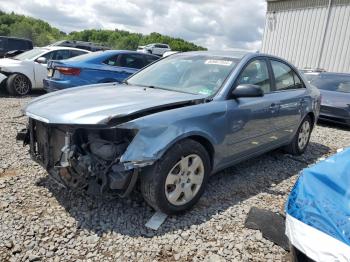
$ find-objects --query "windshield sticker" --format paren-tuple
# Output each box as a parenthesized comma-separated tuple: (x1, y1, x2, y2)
(205, 60, 232, 66)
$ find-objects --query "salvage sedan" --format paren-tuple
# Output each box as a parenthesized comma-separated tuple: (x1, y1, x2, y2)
(20, 51, 321, 214)
(306, 72, 350, 126)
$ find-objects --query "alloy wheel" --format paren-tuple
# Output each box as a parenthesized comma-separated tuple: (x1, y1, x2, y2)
(298, 120, 311, 150)
(13, 75, 30, 95)
(165, 154, 205, 206)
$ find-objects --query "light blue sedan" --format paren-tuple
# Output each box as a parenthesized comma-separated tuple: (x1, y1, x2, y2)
(21, 51, 321, 214)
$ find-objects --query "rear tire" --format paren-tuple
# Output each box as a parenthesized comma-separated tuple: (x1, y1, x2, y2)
(140, 139, 211, 215)
(6, 73, 31, 96)
(284, 115, 312, 155)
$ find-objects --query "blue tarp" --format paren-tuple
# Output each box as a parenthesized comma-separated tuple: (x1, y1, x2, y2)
(286, 147, 350, 247)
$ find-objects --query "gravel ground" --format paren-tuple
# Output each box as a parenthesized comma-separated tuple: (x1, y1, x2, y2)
(0, 94, 349, 262)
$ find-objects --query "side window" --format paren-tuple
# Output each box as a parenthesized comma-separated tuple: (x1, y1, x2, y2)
(51, 50, 71, 60)
(271, 60, 303, 91)
(70, 50, 87, 57)
(41, 51, 54, 61)
(237, 59, 271, 94)
(144, 55, 159, 65)
(293, 71, 304, 89)
(119, 54, 145, 69)
(103, 55, 120, 66)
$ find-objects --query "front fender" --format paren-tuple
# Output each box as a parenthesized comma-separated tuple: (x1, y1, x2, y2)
(118, 101, 227, 166)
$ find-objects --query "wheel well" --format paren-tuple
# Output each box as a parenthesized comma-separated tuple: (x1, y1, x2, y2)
(306, 112, 315, 128)
(187, 135, 214, 169)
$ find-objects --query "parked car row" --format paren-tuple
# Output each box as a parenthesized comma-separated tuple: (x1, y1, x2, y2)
(0, 46, 89, 95)
(0, 41, 170, 95)
(19, 51, 321, 214)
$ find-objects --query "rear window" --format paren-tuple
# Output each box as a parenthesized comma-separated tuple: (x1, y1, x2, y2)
(145, 55, 159, 64)
(70, 50, 88, 57)
(311, 75, 350, 93)
(67, 51, 103, 61)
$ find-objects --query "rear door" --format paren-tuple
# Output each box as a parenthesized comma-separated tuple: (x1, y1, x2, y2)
(269, 59, 308, 140)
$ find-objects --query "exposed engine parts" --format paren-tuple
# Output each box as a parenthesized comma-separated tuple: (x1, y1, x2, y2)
(26, 119, 137, 197)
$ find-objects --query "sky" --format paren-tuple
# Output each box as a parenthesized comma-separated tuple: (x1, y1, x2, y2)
(0, 0, 267, 50)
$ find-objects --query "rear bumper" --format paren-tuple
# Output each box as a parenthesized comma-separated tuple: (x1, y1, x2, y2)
(43, 78, 74, 92)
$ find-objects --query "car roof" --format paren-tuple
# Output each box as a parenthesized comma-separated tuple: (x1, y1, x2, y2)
(97, 49, 158, 56)
(0, 36, 32, 41)
(42, 46, 92, 52)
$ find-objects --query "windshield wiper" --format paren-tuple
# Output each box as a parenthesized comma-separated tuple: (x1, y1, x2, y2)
(121, 80, 129, 85)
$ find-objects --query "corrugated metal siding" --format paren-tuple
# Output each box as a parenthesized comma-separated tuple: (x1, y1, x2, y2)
(262, 1, 350, 73)
(319, 4, 350, 72)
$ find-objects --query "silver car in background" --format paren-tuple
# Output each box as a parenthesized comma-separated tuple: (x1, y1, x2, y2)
(137, 43, 171, 56)
(306, 72, 350, 126)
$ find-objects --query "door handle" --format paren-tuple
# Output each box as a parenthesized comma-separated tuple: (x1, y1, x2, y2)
(269, 103, 278, 108)
(269, 103, 280, 113)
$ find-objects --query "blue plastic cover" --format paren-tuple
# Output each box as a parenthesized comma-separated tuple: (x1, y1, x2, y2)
(286, 147, 350, 246)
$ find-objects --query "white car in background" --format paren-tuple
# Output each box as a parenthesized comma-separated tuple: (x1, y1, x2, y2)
(0, 46, 89, 96)
(137, 43, 171, 56)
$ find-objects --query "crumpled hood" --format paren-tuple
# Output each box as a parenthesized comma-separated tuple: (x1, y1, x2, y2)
(24, 83, 206, 125)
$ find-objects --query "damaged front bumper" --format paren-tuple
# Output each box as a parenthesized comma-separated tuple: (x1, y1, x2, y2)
(18, 118, 147, 197)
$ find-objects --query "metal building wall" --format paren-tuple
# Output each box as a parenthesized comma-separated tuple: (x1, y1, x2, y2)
(261, 0, 350, 73)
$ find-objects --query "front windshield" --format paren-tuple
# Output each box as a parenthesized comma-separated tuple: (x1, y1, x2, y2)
(127, 54, 239, 95)
(14, 48, 47, 61)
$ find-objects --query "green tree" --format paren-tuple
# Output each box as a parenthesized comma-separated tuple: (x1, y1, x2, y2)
(0, 10, 207, 51)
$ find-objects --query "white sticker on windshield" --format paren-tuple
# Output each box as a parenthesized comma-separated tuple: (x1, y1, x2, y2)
(205, 60, 232, 66)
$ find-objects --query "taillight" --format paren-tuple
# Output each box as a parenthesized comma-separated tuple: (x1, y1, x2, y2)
(56, 67, 81, 75)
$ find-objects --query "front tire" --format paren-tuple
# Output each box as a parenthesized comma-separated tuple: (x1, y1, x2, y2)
(140, 139, 211, 215)
(6, 74, 32, 96)
(284, 115, 313, 155)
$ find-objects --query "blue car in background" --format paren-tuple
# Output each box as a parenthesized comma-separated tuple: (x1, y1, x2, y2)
(43, 50, 159, 92)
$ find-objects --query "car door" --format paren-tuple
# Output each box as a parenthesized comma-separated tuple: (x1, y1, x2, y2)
(33, 51, 54, 88)
(269, 59, 308, 140)
(34, 50, 71, 88)
(153, 44, 162, 55)
(222, 58, 279, 165)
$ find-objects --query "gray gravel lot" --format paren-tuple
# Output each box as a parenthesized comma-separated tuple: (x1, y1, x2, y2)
(0, 94, 349, 262)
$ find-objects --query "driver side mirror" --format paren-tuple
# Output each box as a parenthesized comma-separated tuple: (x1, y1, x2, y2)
(36, 57, 47, 64)
(231, 84, 264, 98)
